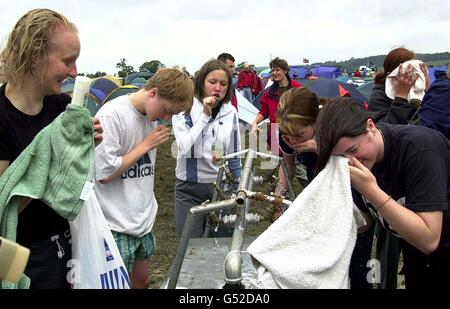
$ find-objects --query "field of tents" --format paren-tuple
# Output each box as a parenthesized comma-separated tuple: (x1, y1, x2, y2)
(63, 64, 449, 125)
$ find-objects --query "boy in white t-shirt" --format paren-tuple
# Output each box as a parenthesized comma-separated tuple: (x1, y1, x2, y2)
(94, 68, 193, 288)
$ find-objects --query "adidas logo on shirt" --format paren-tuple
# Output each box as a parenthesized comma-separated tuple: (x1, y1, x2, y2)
(121, 153, 154, 179)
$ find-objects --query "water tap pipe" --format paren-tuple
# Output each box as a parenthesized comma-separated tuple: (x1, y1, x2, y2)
(166, 199, 236, 289)
(224, 170, 255, 287)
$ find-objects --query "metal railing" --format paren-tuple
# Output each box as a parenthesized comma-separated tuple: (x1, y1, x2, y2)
(162, 149, 294, 289)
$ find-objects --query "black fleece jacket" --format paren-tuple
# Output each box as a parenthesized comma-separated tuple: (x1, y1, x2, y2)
(368, 83, 417, 124)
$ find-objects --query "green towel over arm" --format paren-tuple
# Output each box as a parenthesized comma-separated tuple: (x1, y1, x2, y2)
(0, 104, 95, 288)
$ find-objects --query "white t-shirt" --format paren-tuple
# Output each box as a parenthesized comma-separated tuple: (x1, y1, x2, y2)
(94, 95, 158, 237)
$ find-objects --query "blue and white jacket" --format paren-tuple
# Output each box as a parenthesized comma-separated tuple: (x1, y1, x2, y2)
(173, 98, 241, 183)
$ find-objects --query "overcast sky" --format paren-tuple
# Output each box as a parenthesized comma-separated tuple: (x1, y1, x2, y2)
(1, 0, 449, 75)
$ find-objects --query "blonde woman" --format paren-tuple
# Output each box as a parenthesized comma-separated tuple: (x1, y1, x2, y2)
(0, 9, 102, 288)
(275, 87, 322, 194)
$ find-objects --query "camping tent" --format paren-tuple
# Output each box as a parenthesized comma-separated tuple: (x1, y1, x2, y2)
(62, 77, 75, 94)
(258, 68, 271, 78)
(336, 76, 351, 83)
(86, 94, 102, 117)
(103, 85, 140, 103)
(101, 75, 122, 86)
(428, 66, 448, 83)
(129, 77, 147, 88)
(90, 77, 120, 102)
(289, 65, 309, 79)
(357, 81, 375, 100)
(310, 65, 341, 79)
(297, 79, 366, 104)
(125, 71, 153, 85)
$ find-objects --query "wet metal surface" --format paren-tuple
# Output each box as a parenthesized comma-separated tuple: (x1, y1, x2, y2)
(174, 237, 258, 289)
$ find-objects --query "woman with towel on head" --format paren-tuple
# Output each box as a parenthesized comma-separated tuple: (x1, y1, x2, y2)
(368, 47, 431, 289)
(369, 47, 430, 125)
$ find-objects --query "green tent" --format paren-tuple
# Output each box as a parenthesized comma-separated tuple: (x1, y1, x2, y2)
(86, 94, 102, 117)
(103, 85, 140, 104)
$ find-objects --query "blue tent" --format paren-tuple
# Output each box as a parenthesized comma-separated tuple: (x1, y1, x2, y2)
(103, 85, 140, 103)
(428, 66, 448, 83)
(336, 76, 351, 83)
(258, 68, 271, 78)
(90, 77, 119, 102)
(62, 78, 75, 93)
(129, 77, 147, 88)
(357, 81, 375, 100)
(86, 94, 102, 117)
(298, 78, 366, 104)
(310, 65, 341, 79)
(125, 71, 153, 85)
(289, 65, 309, 79)
(90, 88, 106, 102)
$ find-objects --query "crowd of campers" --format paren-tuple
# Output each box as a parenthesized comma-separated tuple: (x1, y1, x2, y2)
(1, 8, 449, 290)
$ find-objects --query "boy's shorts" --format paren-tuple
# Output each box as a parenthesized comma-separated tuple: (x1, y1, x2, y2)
(112, 231, 156, 273)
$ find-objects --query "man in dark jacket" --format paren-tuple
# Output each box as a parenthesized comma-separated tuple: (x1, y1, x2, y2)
(419, 66, 450, 140)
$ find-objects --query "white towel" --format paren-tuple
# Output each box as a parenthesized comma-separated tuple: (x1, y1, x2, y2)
(247, 156, 364, 289)
(386, 59, 427, 102)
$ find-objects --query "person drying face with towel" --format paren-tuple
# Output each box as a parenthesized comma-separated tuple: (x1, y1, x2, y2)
(369, 47, 430, 125)
(315, 98, 450, 289)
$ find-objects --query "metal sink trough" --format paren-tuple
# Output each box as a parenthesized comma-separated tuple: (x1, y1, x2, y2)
(161, 149, 294, 289)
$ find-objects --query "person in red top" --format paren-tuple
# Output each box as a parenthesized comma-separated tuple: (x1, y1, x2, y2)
(217, 53, 238, 112)
(251, 57, 301, 154)
(253, 72, 263, 98)
(237, 63, 257, 102)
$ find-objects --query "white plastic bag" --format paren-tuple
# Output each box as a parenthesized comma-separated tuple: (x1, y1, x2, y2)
(68, 190, 130, 289)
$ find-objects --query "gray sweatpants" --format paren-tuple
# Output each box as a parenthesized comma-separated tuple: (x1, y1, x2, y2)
(174, 179, 215, 238)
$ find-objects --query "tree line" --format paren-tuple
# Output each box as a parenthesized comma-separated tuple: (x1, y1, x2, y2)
(318, 52, 450, 72)
(80, 52, 450, 77)
(80, 58, 165, 78)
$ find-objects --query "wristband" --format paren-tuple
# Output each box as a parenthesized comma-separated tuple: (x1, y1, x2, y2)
(376, 195, 392, 211)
